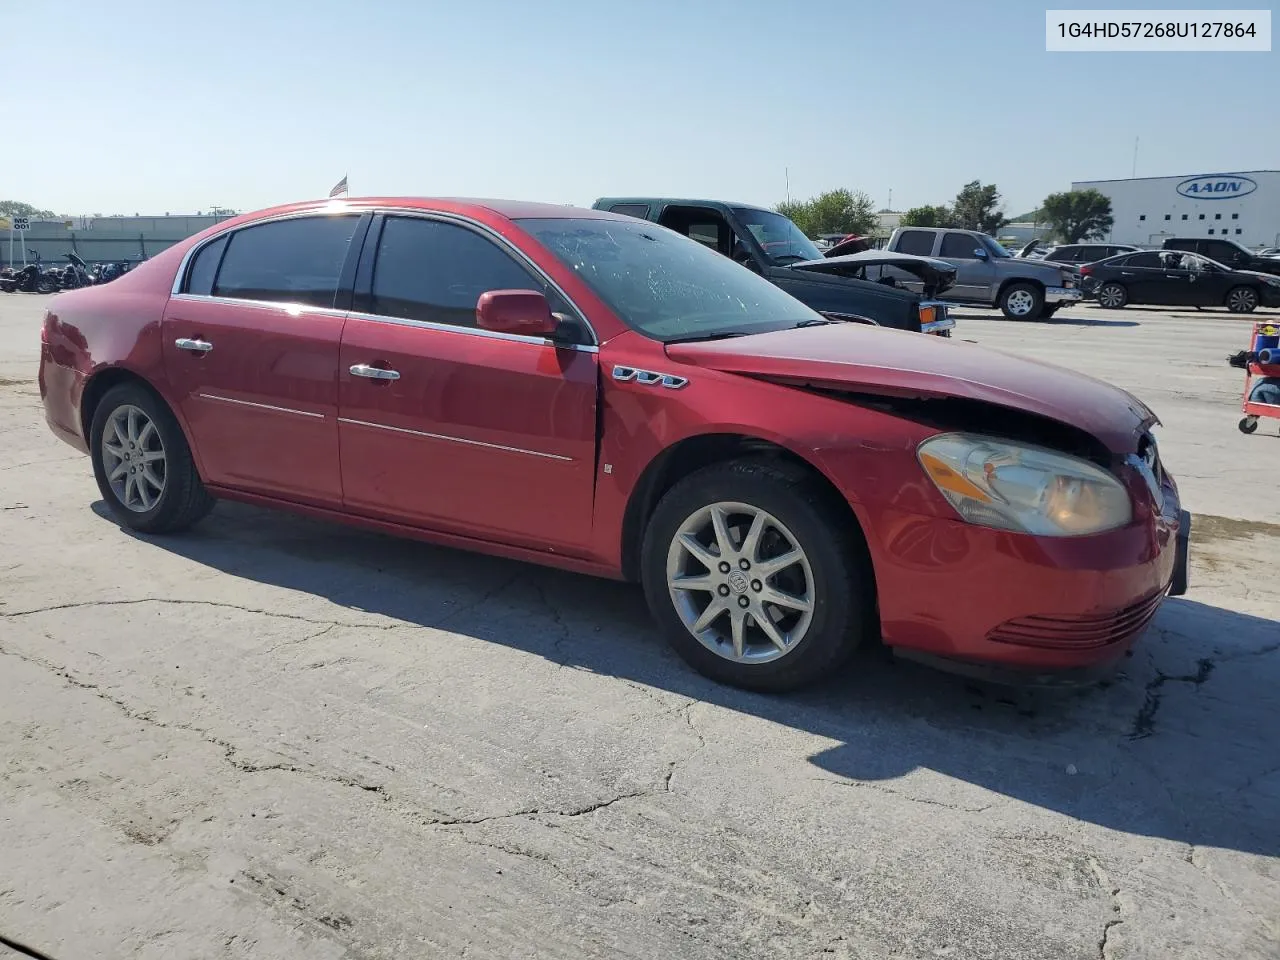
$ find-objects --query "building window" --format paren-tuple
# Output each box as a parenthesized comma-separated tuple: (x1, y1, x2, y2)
(1164, 214, 1171, 220)
(1139, 214, 1146, 221)
(1208, 229, 1215, 234)
(1232, 213, 1239, 219)
(1236, 229, 1242, 235)
(1215, 213, 1222, 220)
(1182, 214, 1189, 220)
(1198, 214, 1205, 220)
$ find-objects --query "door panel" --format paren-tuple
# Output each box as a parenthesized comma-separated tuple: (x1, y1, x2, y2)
(338, 318, 598, 553)
(162, 297, 344, 504)
(938, 233, 995, 300)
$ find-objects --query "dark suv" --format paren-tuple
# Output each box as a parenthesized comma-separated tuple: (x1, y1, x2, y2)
(1037, 243, 1139, 265)
(1162, 237, 1280, 277)
(592, 197, 954, 336)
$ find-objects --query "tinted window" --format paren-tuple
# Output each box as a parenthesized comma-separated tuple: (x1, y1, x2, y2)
(185, 234, 228, 296)
(1164, 239, 1196, 253)
(897, 230, 936, 256)
(939, 233, 982, 258)
(1205, 241, 1243, 262)
(1080, 247, 1108, 261)
(212, 215, 359, 308)
(609, 204, 650, 219)
(1124, 253, 1163, 268)
(370, 216, 559, 329)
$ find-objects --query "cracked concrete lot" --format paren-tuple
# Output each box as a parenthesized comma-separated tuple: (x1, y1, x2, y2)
(1, 296, 1278, 959)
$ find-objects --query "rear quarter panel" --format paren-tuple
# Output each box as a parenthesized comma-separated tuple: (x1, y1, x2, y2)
(40, 246, 189, 453)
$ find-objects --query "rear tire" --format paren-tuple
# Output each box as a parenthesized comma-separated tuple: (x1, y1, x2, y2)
(1041, 304, 1060, 319)
(89, 382, 215, 534)
(1000, 283, 1044, 321)
(640, 458, 871, 692)
(1227, 286, 1259, 313)
(1097, 282, 1128, 309)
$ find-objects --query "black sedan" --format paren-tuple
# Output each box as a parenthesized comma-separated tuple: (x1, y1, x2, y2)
(1082, 250, 1280, 313)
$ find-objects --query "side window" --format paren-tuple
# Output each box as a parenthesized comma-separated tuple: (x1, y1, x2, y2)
(896, 230, 936, 256)
(369, 216, 567, 330)
(1081, 246, 1106, 261)
(939, 233, 980, 258)
(1206, 241, 1238, 263)
(212, 215, 359, 308)
(1124, 252, 1162, 268)
(184, 234, 228, 296)
(608, 204, 650, 219)
(687, 222, 723, 250)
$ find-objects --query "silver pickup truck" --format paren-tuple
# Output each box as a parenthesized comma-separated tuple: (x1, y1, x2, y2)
(885, 227, 1081, 321)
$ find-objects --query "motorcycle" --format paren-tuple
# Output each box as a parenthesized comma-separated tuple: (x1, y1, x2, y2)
(0, 258, 59, 293)
(58, 252, 96, 289)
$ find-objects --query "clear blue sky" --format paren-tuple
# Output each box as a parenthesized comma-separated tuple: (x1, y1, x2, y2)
(7, 0, 1276, 218)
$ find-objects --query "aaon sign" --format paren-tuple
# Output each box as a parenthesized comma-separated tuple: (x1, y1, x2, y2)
(1176, 174, 1258, 200)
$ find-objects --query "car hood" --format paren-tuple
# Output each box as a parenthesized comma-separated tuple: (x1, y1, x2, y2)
(665, 325, 1156, 452)
(789, 251, 957, 297)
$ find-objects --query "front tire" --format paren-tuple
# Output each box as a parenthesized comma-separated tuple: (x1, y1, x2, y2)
(1227, 286, 1259, 313)
(640, 459, 871, 692)
(1097, 282, 1128, 309)
(1000, 283, 1044, 321)
(89, 382, 215, 533)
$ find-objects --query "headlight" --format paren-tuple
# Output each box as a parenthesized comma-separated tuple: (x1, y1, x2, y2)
(917, 433, 1132, 537)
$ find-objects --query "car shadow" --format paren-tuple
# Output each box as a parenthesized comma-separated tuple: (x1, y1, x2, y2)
(93, 499, 1280, 859)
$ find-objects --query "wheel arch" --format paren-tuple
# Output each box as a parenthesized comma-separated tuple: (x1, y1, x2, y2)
(618, 432, 876, 589)
(80, 366, 203, 475)
(995, 276, 1046, 305)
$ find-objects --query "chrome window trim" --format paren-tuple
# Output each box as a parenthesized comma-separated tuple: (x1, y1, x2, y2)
(170, 204, 601, 349)
(344, 310, 598, 353)
(170, 292, 350, 319)
(196, 393, 326, 419)
(337, 417, 572, 462)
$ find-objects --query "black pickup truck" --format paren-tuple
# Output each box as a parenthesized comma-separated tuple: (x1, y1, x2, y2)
(591, 197, 955, 336)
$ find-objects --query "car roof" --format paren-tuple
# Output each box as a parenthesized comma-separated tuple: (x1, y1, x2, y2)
(594, 197, 770, 213)
(226, 197, 629, 224)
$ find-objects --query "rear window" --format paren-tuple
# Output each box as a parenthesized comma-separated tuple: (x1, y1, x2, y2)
(185, 234, 228, 296)
(896, 230, 936, 256)
(212, 214, 360, 308)
(1124, 252, 1162, 268)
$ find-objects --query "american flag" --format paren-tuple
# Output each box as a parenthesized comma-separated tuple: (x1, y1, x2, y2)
(329, 175, 348, 198)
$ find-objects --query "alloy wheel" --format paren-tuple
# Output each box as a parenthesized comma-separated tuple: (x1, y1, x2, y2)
(1006, 289, 1035, 316)
(101, 404, 167, 512)
(1229, 288, 1258, 313)
(1099, 284, 1125, 308)
(665, 501, 815, 664)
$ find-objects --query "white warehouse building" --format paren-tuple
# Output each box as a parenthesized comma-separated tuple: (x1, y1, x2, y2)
(1071, 170, 1279, 249)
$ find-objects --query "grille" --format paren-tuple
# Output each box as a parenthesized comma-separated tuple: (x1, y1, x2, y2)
(987, 590, 1166, 650)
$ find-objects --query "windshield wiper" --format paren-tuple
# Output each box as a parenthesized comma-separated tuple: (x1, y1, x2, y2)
(793, 318, 834, 327)
(664, 330, 752, 344)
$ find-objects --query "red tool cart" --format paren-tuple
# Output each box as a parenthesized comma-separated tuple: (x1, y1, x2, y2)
(1239, 321, 1280, 435)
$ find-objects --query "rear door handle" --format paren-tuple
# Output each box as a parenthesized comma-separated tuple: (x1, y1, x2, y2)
(175, 337, 213, 353)
(350, 363, 400, 381)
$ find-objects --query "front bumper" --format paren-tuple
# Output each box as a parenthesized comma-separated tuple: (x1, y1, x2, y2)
(1045, 286, 1083, 305)
(868, 481, 1186, 677)
(919, 299, 955, 337)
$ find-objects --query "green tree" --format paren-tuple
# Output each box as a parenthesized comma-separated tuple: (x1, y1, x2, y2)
(0, 200, 56, 219)
(951, 181, 1006, 234)
(900, 204, 955, 228)
(776, 189, 877, 237)
(1039, 189, 1114, 243)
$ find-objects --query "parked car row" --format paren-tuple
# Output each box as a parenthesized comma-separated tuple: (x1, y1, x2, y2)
(38, 196, 1189, 693)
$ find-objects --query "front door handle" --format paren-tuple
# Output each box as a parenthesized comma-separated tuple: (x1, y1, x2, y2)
(175, 337, 213, 353)
(350, 363, 400, 381)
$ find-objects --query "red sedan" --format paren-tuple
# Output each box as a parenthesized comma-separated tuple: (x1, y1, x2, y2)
(38, 198, 1190, 691)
